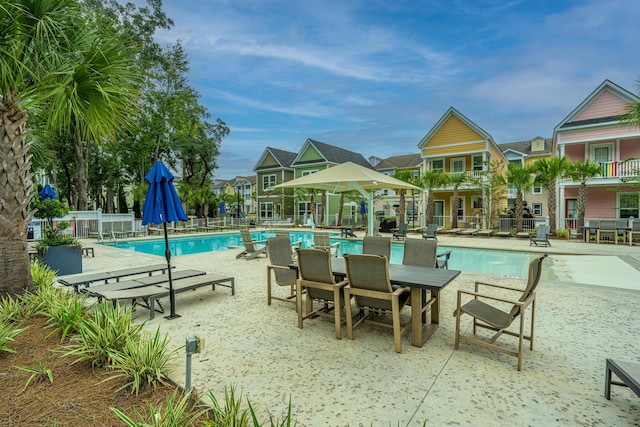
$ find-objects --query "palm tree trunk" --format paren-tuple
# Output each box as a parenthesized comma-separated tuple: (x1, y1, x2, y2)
(452, 191, 460, 228)
(577, 183, 587, 229)
(548, 180, 557, 234)
(73, 132, 88, 210)
(398, 190, 406, 224)
(426, 190, 434, 224)
(516, 192, 524, 232)
(0, 103, 34, 296)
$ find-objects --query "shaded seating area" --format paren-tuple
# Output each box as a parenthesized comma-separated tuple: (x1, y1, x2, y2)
(312, 231, 340, 257)
(295, 248, 349, 339)
(266, 236, 298, 306)
(454, 253, 548, 370)
(236, 229, 267, 260)
(529, 225, 551, 247)
(344, 254, 411, 353)
(362, 236, 391, 260)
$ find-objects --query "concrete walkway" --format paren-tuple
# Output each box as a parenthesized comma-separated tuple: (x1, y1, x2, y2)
(70, 231, 640, 426)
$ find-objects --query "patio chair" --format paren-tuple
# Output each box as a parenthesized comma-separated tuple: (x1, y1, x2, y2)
(422, 223, 438, 240)
(362, 236, 391, 260)
(529, 225, 551, 247)
(393, 223, 408, 241)
(616, 219, 628, 244)
(402, 238, 451, 269)
(596, 219, 617, 244)
(343, 254, 411, 353)
(274, 229, 302, 257)
(312, 231, 340, 257)
(454, 253, 548, 370)
(295, 248, 349, 339)
(266, 237, 298, 306)
(341, 223, 357, 238)
(236, 229, 267, 260)
(373, 220, 381, 236)
(628, 220, 640, 246)
(586, 219, 599, 242)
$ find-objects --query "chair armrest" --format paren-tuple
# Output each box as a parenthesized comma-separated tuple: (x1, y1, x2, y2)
(291, 239, 303, 246)
(474, 281, 526, 292)
(437, 250, 451, 259)
(457, 289, 526, 306)
(330, 242, 341, 248)
(268, 264, 293, 271)
(254, 239, 267, 244)
(392, 286, 410, 296)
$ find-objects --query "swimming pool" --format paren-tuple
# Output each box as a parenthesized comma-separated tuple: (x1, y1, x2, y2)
(105, 231, 536, 277)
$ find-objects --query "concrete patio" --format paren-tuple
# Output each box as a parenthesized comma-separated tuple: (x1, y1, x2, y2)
(72, 232, 640, 426)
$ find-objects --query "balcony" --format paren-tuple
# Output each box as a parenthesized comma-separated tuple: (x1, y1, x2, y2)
(596, 160, 640, 178)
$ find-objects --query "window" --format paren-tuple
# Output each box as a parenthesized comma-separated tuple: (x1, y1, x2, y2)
(260, 202, 273, 219)
(590, 143, 613, 164)
(451, 158, 465, 173)
(431, 159, 444, 172)
(472, 155, 483, 171)
(262, 174, 276, 191)
(471, 196, 482, 210)
(532, 203, 542, 216)
(412, 170, 420, 179)
(301, 169, 318, 176)
(451, 196, 465, 221)
(532, 184, 542, 194)
(619, 193, 639, 218)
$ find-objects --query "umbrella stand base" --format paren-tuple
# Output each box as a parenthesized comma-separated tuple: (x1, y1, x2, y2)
(165, 314, 181, 320)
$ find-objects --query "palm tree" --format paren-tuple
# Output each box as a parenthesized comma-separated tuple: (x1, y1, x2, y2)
(447, 173, 468, 229)
(532, 156, 570, 235)
(567, 160, 601, 229)
(421, 170, 447, 224)
(0, 0, 140, 296)
(507, 164, 534, 232)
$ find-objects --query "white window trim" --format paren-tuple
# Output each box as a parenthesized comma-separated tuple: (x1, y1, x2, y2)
(431, 158, 444, 172)
(472, 155, 483, 171)
(450, 157, 466, 173)
(450, 196, 466, 220)
(590, 142, 613, 163)
(532, 203, 542, 216)
(532, 184, 542, 194)
(301, 169, 319, 176)
(262, 174, 276, 191)
(617, 192, 640, 218)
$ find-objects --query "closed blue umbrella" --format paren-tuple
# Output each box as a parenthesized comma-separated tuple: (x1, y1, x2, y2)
(219, 200, 225, 214)
(40, 184, 57, 201)
(360, 201, 366, 214)
(142, 161, 187, 319)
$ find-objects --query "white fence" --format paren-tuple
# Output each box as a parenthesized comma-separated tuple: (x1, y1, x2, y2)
(28, 209, 140, 240)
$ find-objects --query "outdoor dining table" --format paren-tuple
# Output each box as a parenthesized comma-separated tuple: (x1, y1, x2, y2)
(328, 258, 461, 347)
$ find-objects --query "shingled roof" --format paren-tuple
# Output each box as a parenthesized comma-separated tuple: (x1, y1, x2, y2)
(499, 137, 553, 157)
(375, 154, 421, 171)
(293, 138, 373, 169)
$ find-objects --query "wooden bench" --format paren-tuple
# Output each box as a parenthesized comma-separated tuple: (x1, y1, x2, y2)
(605, 358, 640, 400)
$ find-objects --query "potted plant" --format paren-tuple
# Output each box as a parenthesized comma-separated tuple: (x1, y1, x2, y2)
(32, 198, 82, 275)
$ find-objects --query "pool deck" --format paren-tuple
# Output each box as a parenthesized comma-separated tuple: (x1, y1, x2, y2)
(70, 230, 640, 426)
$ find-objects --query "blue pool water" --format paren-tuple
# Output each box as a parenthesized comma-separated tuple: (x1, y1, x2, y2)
(105, 231, 536, 277)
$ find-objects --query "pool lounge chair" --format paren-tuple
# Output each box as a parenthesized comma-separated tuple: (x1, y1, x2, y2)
(236, 229, 267, 260)
(312, 231, 340, 257)
(96, 273, 235, 319)
(57, 263, 175, 292)
(86, 269, 206, 296)
(392, 223, 408, 240)
(341, 224, 357, 238)
(422, 224, 438, 240)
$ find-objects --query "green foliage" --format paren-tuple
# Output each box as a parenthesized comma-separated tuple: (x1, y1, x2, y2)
(0, 294, 29, 324)
(107, 327, 178, 395)
(64, 302, 142, 368)
(42, 290, 89, 341)
(111, 389, 203, 427)
(14, 357, 54, 391)
(248, 397, 296, 427)
(201, 386, 252, 427)
(555, 229, 569, 238)
(30, 259, 58, 290)
(0, 319, 26, 354)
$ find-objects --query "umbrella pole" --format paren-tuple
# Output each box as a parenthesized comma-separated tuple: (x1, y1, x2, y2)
(164, 222, 180, 319)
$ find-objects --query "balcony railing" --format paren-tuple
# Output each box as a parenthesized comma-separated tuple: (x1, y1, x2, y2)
(597, 160, 640, 178)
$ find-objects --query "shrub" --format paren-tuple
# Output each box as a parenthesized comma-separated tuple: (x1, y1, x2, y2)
(107, 327, 178, 395)
(42, 290, 89, 341)
(64, 302, 142, 368)
(111, 389, 203, 427)
(555, 229, 569, 238)
(0, 318, 26, 354)
(0, 294, 28, 324)
(31, 259, 58, 290)
(201, 386, 252, 427)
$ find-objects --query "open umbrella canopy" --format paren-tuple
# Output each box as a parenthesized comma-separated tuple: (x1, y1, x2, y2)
(274, 162, 421, 235)
(142, 162, 187, 226)
(39, 184, 57, 201)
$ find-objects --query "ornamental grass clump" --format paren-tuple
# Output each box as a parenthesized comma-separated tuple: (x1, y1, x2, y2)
(108, 327, 178, 395)
(42, 288, 89, 341)
(64, 301, 142, 368)
(111, 389, 204, 427)
(0, 318, 26, 354)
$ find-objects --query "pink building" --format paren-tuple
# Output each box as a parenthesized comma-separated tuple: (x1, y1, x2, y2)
(555, 80, 640, 228)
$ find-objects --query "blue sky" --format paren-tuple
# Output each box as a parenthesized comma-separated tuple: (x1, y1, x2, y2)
(152, 0, 640, 179)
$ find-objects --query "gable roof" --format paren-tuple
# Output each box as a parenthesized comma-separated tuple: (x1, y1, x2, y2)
(418, 107, 494, 149)
(499, 137, 553, 158)
(375, 154, 422, 171)
(253, 146, 297, 171)
(555, 79, 639, 131)
(292, 138, 372, 169)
